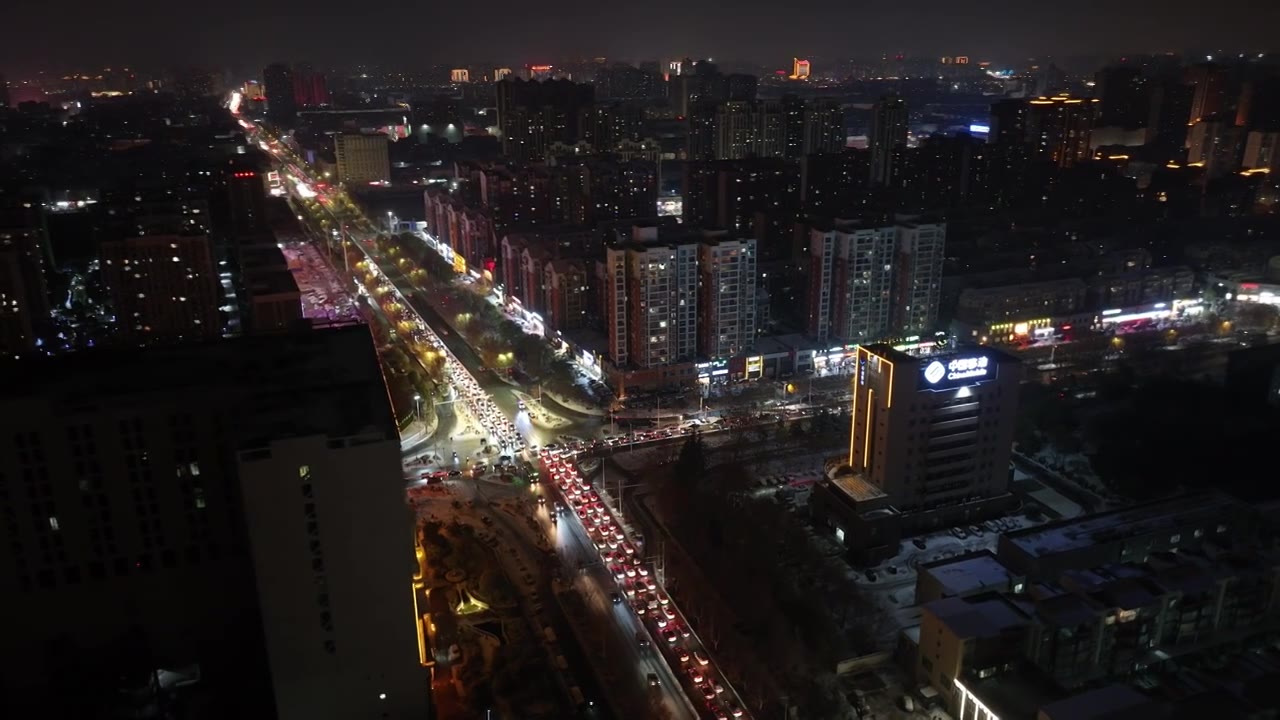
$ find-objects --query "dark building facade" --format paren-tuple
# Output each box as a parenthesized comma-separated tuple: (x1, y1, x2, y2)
(263, 62, 297, 126)
(869, 95, 909, 184)
(495, 78, 595, 161)
(0, 327, 427, 720)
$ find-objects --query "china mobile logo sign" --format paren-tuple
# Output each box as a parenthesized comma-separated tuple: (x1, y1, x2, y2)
(923, 361, 947, 384)
(924, 356, 990, 385)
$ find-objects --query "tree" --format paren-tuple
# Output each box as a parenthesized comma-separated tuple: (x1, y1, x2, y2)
(498, 319, 524, 345)
(673, 432, 707, 488)
(789, 419, 808, 441)
(1236, 303, 1280, 331)
(515, 334, 548, 376)
(1087, 378, 1280, 501)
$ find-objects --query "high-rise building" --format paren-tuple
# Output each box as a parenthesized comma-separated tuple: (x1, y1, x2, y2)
(1236, 75, 1280, 131)
(806, 220, 898, 343)
(543, 259, 589, 333)
(847, 344, 1022, 512)
(450, 68, 471, 83)
(263, 63, 297, 126)
(0, 198, 51, 357)
(897, 133, 990, 211)
(1187, 118, 1245, 178)
(808, 344, 1022, 564)
(682, 159, 801, 261)
(800, 151, 872, 217)
(1093, 65, 1150, 130)
(782, 95, 807, 159)
(714, 101, 757, 160)
(0, 326, 427, 719)
(893, 217, 947, 334)
(754, 99, 788, 158)
(869, 95, 909, 184)
(593, 64, 663, 100)
(291, 63, 330, 108)
(990, 95, 1099, 168)
(700, 98, 832, 160)
(805, 216, 945, 342)
(1185, 62, 1232, 124)
(242, 80, 266, 100)
(236, 241, 304, 334)
(577, 101, 645, 151)
(1148, 79, 1195, 156)
(1243, 130, 1280, 173)
(725, 73, 759, 102)
(237, 412, 425, 720)
(790, 58, 811, 80)
(804, 97, 846, 155)
(334, 133, 391, 185)
(574, 158, 659, 224)
(698, 237, 758, 359)
(214, 161, 270, 241)
(100, 234, 221, 343)
(604, 225, 701, 369)
(495, 78, 594, 161)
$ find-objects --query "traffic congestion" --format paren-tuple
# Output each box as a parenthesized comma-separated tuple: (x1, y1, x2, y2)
(539, 446, 750, 720)
(359, 253, 527, 457)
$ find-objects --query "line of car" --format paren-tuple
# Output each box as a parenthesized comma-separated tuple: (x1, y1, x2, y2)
(540, 447, 746, 720)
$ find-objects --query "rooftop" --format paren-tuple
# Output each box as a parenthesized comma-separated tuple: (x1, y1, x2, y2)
(919, 551, 1014, 599)
(1032, 589, 1101, 627)
(924, 592, 1032, 640)
(1039, 684, 1152, 720)
(1000, 491, 1245, 561)
(750, 335, 794, 357)
(4, 325, 395, 444)
(830, 471, 888, 505)
(246, 265, 302, 297)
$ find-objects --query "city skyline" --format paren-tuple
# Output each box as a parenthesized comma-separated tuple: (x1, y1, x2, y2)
(4, 0, 1279, 73)
(5, 13, 1280, 719)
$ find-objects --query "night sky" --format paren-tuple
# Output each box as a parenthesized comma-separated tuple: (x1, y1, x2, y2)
(5, 0, 1277, 72)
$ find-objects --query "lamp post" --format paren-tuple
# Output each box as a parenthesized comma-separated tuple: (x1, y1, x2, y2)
(413, 393, 423, 421)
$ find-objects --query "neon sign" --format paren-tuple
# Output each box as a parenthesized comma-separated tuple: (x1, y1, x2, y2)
(923, 355, 991, 385)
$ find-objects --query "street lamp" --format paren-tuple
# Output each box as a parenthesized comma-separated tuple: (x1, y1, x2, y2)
(413, 393, 423, 421)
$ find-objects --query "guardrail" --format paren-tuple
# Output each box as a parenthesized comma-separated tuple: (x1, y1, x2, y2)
(545, 450, 751, 719)
(545, 467, 703, 720)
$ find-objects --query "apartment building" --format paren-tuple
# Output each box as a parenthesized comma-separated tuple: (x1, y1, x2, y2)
(894, 218, 947, 334)
(604, 225, 700, 370)
(911, 492, 1278, 720)
(544, 258, 588, 332)
(333, 133, 390, 185)
(100, 234, 221, 343)
(806, 219, 897, 344)
(806, 216, 945, 342)
(698, 237, 758, 359)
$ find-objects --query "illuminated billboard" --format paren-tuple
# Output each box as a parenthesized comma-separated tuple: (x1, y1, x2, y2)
(920, 354, 997, 391)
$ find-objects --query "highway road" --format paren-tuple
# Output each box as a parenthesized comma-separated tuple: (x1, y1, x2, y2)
(244, 117, 602, 461)
(539, 452, 750, 720)
(543, 484, 692, 719)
